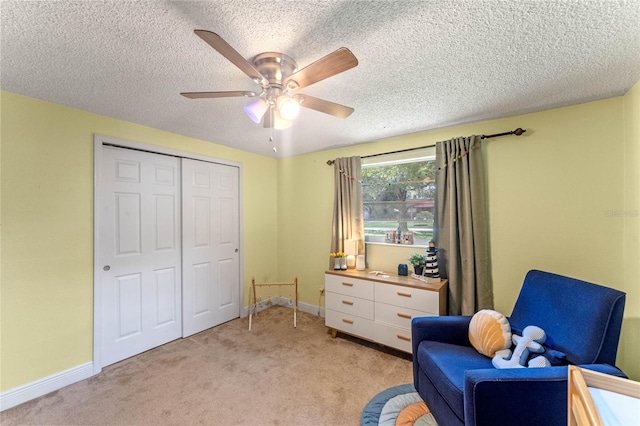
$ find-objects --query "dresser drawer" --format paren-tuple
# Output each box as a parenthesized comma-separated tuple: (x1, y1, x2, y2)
(374, 322, 412, 353)
(374, 282, 439, 313)
(325, 274, 374, 300)
(375, 302, 435, 329)
(326, 309, 375, 341)
(326, 292, 374, 320)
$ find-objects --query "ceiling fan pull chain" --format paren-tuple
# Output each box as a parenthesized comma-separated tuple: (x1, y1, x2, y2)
(270, 131, 277, 153)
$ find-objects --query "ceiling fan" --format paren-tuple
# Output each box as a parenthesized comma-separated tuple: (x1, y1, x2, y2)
(181, 30, 358, 129)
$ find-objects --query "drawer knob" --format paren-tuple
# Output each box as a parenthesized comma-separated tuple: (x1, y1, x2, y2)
(397, 312, 412, 319)
(342, 318, 354, 324)
(397, 334, 411, 341)
(397, 291, 412, 297)
(342, 282, 354, 287)
(342, 300, 354, 305)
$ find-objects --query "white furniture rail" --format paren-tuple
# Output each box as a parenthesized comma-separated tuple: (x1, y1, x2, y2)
(568, 365, 640, 426)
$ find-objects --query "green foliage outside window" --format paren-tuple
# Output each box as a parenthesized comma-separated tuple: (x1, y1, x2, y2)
(362, 158, 436, 245)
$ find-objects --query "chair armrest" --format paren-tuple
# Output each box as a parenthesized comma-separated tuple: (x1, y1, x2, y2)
(463, 364, 627, 426)
(412, 316, 473, 391)
(411, 316, 473, 353)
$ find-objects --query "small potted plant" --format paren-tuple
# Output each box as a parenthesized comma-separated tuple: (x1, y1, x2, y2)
(408, 253, 427, 275)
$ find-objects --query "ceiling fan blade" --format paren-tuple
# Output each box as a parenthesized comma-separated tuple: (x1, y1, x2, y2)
(294, 94, 354, 119)
(284, 48, 358, 90)
(194, 30, 269, 87)
(263, 106, 274, 128)
(181, 91, 257, 99)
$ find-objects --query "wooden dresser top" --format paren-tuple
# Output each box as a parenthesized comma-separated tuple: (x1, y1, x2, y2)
(326, 269, 447, 292)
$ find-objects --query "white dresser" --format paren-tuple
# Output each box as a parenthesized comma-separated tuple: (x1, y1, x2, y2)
(325, 270, 448, 353)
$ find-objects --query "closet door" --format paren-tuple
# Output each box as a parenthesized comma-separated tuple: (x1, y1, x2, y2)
(98, 147, 182, 367)
(182, 158, 240, 337)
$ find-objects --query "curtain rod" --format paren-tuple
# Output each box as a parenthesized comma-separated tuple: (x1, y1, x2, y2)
(326, 128, 525, 165)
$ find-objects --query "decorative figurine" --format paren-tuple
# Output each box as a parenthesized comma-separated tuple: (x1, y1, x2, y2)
(424, 239, 440, 280)
(398, 263, 408, 276)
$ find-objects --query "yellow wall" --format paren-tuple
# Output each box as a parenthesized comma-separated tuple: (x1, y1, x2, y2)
(0, 92, 278, 391)
(2, 83, 639, 393)
(621, 80, 640, 379)
(280, 95, 638, 379)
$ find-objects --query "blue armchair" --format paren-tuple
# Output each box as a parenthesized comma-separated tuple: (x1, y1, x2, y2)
(412, 270, 626, 426)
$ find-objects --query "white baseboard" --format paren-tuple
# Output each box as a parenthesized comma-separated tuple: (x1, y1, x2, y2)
(298, 300, 325, 318)
(0, 361, 94, 411)
(242, 298, 325, 318)
(241, 295, 280, 317)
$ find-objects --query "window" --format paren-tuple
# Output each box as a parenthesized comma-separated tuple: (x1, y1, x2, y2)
(361, 147, 436, 246)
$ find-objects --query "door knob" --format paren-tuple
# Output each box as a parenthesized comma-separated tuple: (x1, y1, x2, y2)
(103, 265, 111, 271)
(234, 248, 239, 253)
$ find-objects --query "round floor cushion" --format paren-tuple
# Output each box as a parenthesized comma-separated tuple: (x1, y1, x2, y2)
(361, 384, 438, 426)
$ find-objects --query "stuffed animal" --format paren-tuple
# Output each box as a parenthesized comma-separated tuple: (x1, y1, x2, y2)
(492, 325, 551, 369)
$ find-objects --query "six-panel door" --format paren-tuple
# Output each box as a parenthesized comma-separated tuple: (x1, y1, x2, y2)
(182, 158, 240, 337)
(99, 147, 182, 367)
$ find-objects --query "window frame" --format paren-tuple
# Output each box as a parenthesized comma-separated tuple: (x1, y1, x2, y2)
(361, 147, 436, 248)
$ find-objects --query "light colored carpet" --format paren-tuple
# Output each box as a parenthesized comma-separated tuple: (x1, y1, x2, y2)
(2, 306, 413, 425)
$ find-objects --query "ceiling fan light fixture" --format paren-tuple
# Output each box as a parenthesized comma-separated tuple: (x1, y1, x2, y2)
(244, 98, 268, 123)
(276, 95, 300, 120)
(182, 31, 359, 130)
(273, 109, 293, 129)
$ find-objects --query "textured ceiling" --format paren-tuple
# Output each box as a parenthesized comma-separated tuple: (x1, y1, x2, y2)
(2, 1, 640, 158)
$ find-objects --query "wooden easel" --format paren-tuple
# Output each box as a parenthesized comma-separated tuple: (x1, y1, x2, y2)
(249, 276, 298, 331)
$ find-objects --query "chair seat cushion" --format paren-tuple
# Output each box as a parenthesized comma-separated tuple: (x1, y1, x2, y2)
(416, 341, 494, 420)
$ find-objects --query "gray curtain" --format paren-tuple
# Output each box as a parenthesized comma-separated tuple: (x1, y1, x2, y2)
(330, 157, 364, 263)
(435, 136, 493, 315)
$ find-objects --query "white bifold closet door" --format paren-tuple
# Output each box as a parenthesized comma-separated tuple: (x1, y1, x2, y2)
(99, 147, 183, 367)
(182, 158, 240, 337)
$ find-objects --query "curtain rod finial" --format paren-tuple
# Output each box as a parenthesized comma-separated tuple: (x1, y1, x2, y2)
(327, 160, 335, 166)
(481, 127, 526, 140)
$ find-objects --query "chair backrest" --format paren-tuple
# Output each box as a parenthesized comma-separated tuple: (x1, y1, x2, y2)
(508, 270, 625, 366)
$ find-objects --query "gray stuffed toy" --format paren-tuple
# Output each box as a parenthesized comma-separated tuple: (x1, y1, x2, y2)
(492, 325, 551, 369)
